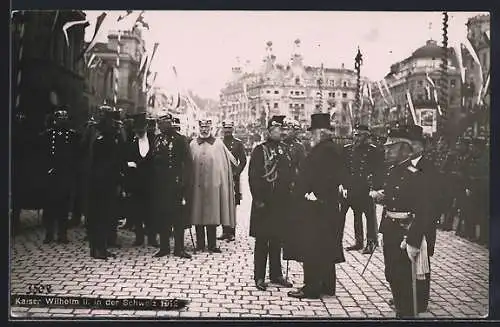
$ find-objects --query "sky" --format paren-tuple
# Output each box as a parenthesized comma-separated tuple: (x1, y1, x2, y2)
(83, 11, 488, 99)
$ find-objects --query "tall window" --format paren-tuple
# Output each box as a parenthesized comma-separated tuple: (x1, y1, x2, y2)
(295, 77, 300, 85)
(274, 90, 279, 94)
(342, 93, 347, 98)
(274, 103, 278, 108)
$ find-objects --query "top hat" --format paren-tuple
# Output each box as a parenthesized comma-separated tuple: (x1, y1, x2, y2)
(268, 115, 285, 129)
(308, 113, 332, 131)
(132, 112, 147, 130)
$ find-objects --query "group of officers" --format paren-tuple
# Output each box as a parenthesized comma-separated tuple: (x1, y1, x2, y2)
(13, 102, 485, 318)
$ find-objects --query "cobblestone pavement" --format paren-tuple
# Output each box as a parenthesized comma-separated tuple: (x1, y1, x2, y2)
(10, 165, 489, 319)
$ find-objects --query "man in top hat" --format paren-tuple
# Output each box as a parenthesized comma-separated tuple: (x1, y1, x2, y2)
(371, 124, 439, 317)
(286, 113, 348, 299)
(248, 115, 294, 291)
(343, 123, 385, 254)
(217, 119, 247, 242)
(39, 107, 80, 244)
(124, 112, 158, 247)
(86, 107, 127, 259)
(189, 118, 236, 254)
(151, 113, 193, 259)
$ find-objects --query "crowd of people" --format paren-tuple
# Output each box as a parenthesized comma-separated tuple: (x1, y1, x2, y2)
(11, 104, 489, 318)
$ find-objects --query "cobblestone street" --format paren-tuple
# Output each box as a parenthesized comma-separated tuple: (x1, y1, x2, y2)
(10, 165, 489, 319)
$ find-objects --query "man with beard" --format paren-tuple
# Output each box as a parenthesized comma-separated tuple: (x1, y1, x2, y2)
(249, 115, 294, 291)
(217, 120, 247, 242)
(39, 108, 80, 244)
(190, 119, 236, 254)
(287, 113, 348, 299)
(371, 124, 438, 318)
(152, 113, 193, 259)
(124, 112, 158, 247)
(343, 124, 384, 254)
(86, 107, 126, 259)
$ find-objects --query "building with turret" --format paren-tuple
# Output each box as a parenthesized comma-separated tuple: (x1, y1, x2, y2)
(84, 27, 147, 116)
(218, 39, 369, 135)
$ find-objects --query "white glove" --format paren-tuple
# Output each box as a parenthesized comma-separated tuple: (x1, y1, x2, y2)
(465, 188, 471, 196)
(127, 162, 137, 168)
(378, 233, 384, 247)
(307, 192, 318, 201)
(370, 190, 385, 202)
(181, 198, 186, 206)
(406, 244, 420, 262)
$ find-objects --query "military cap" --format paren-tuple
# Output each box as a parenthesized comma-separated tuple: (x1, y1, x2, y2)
(268, 115, 285, 129)
(222, 120, 235, 128)
(158, 113, 173, 121)
(199, 119, 213, 127)
(354, 123, 370, 132)
(308, 113, 333, 131)
(284, 117, 301, 130)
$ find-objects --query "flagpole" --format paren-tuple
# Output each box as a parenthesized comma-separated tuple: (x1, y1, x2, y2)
(14, 11, 25, 113)
(114, 30, 121, 109)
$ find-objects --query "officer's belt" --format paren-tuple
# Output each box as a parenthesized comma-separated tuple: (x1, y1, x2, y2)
(386, 211, 413, 220)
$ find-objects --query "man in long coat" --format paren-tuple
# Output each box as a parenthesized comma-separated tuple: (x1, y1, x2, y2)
(249, 115, 294, 291)
(287, 113, 348, 299)
(371, 124, 438, 317)
(189, 119, 236, 253)
(151, 113, 193, 258)
(124, 112, 158, 247)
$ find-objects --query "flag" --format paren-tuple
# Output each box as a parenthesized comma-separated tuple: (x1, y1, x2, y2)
(433, 89, 442, 115)
(480, 73, 490, 104)
(117, 10, 133, 22)
(426, 73, 436, 88)
(376, 80, 388, 105)
(62, 19, 89, 47)
(405, 90, 417, 125)
(463, 37, 483, 96)
(78, 12, 107, 61)
(87, 53, 96, 68)
(51, 10, 59, 33)
(367, 83, 374, 106)
(382, 79, 394, 104)
(452, 43, 466, 83)
(146, 43, 159, 74)
(171, 66, 181, 109)
(135, 11, 150, 30)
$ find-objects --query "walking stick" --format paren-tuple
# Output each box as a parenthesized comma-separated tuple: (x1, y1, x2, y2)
(189, 226, 196, 254)
(361, 242, 378, 275)
(411, 260, 418, 317)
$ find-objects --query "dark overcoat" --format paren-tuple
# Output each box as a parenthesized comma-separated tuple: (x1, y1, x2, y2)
(283, 139, 348, 264)
(248, 140, 293, 239)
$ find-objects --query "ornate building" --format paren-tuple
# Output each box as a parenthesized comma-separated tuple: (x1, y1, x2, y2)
(219, 40, 369, 135)
(11, 10, 88, 131)
(370, 39, 462, 137)
(84, 27, 147, 117)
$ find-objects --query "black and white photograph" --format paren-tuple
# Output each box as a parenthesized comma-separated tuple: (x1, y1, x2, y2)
(9, 9, 490, 320)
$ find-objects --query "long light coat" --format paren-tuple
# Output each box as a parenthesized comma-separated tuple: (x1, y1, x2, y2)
(189, 136, 236, 227)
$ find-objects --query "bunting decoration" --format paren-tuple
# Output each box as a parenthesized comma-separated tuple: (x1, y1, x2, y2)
(78, 12, 107, 61)
(135, 11, 150, 30)
(405, 90, 417, 125)
(117, 10, 133, 22)
(114, 31, 122, 106)
(367, 82, 375, 106)
(354, 47, 363, 114)
(376, 80, 389, 105)
(89, 57, 103, 69)
(382, 79, 394, 105)
(87, 53, 96, 68)
(462, 37, 484, 105)
(62, 19, 89, 47)
(347, 101, 354, 128)
(14, 11, 25, 111)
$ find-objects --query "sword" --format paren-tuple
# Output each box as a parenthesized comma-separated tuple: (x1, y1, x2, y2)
(411, 259, 418, 317)
(361, 241, 378, 275)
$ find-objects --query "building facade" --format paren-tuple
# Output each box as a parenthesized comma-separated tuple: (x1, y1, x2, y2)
(219, 40, 369, 135)
(84, 27, 147, 117)
(12, 10, 88, 132)
(370, 39, 462, 137)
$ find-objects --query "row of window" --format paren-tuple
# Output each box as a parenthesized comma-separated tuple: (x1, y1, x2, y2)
(328, 92, 348, 98)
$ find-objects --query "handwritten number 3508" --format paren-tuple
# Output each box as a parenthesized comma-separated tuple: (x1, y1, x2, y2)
(27, 284, 52, 295)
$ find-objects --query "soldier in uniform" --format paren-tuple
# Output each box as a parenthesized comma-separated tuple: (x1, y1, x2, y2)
(217, 120, 247, 242)
(371, 124, 438, 317)
(39, 108, 80, 244)
(248, 115, 294, 291)
(86, 107, 126, 259)
(124, 112, 158, 247)
(283, 118, 307, 180)
(343, 124, 384, 254)
(152, 113, 193, 259)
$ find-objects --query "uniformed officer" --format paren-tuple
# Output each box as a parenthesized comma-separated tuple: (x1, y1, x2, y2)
(343, 124, 384, 254)
(39, 108, 80, 244)
(371, 124, 438, 318)
(248, 115, 294, 291)
(283, 118, 307, 182)
(86, 107, 126, 259)
(124, 112, 158, 247)
(152, 113, 193, 259)
(217, 120, 247, 242)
